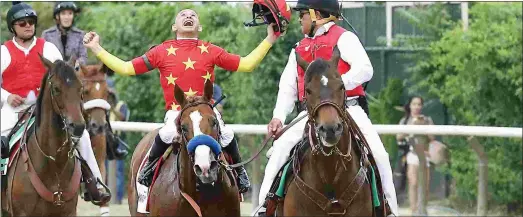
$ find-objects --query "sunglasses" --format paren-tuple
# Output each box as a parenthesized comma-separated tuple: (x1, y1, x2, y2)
(298, 11, 310, 19)
(14, 19, 36, 27)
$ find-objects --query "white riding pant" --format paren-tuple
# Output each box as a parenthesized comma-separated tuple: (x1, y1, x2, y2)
(259, 105, 399, 216)
(158, 108, 235, 147)
(1, 103, 104, 189)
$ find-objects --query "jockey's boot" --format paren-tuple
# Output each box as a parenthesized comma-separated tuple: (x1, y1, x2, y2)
(137, 134, 170, 187)
(79, 158, 111, 206)
(1, 136, 9, 159)
(113, 136, 129, 160)
(223, 137, 251, 193)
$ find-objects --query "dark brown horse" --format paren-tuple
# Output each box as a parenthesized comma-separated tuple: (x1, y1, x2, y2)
(77, 63, 112, 215)
(274, 47, 391, 216)
(1, 56, 85, 216)
(128, 81, 240, 216)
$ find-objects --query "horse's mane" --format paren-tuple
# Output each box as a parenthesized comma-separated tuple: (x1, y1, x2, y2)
(35, 60, 79, 127)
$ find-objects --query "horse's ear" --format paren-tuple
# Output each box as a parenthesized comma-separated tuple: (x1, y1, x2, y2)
(99, 62, 114, 76)
(68, 53, 78, 67)
(38, 53, 54, 71)
(174, 84, 187, 108)
(330, 46, 341, 68)
(78, 64, 89, 78)
(203, 80, 213, 102)
(295, 51, 309, 71)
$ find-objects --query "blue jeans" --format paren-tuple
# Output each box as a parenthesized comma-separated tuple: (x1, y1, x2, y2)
(105, 159, 125, 203)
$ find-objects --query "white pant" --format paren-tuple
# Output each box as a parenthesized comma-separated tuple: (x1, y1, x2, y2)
(2, 103, 104, 189)
(259, 105, 399, 216)
(158, 108, 235, 147)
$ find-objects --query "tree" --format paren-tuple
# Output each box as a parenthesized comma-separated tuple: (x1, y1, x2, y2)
(403, 2, 522, 212)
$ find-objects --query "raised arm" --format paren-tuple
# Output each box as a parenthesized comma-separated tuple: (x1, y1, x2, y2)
(83, 32, 156, 76)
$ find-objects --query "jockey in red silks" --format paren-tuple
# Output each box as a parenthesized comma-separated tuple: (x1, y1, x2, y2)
(83, 1, 291, 194)
(255, 0, 399, 216)
(1, 2, 110, 205)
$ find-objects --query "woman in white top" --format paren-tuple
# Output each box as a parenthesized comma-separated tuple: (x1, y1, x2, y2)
(396, 96, 434, 214)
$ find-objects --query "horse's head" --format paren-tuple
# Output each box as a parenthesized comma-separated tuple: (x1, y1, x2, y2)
(298, 46, 347, 147)
(38, 55, 85, 142)
(174, 81, 221, 185)
(76, 63, 111, 136)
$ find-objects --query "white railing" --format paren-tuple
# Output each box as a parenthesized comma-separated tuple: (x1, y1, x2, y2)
(110, 121, 522, 138)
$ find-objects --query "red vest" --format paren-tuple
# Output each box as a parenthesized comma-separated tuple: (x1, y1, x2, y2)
(295, 24, 365, 102)
(2, 38, 47, 98)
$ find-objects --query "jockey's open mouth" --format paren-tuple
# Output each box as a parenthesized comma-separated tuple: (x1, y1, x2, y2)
(183, 19, 194, 27)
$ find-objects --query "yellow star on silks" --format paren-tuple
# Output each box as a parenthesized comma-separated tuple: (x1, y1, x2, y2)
(170, 102, 180, 110)
(165, 73, 178, 86)
(183, 58, 196, 70)
(197, 43, 209, 54)
(166, 45, 178, 56)
(201, 71, 212, 81)
(184, 87, 198, 97)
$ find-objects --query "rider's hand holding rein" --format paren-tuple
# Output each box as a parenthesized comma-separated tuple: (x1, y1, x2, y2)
(267, 118, 283, 139)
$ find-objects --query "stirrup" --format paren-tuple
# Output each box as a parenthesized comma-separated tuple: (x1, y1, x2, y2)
(91, 177, 112, 206)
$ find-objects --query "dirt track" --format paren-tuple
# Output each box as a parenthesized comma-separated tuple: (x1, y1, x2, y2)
(77, 196, 464, 216)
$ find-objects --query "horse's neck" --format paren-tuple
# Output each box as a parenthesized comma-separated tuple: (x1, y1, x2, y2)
(31, 92, 71, 172)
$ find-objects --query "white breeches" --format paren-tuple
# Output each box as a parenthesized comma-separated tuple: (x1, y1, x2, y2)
(259, 105, 399, 216)
(158, 108, 235, 147)
(78, 129, 104, 189)
(1, 103, 32, 137)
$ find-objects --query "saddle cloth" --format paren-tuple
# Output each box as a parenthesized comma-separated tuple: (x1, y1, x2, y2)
(1, 117, 35, 176)
(136, 144, 175, 213)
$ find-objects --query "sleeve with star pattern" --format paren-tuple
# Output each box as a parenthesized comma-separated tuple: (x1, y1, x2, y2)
(95, 44, 159, 76)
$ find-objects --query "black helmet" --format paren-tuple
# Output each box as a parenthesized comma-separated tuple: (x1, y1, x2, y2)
(6, 2, 37, 33)
(293, 0, 340, 17)
(53, 2, 80, 18)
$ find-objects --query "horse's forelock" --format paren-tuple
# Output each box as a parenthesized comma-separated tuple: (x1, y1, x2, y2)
(54, 60, 80, 87)
(305, 59, 330, 83)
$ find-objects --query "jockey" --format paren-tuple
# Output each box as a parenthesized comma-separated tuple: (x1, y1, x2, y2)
(42, 1, 87, 64)
(256, 0, 399, 216)
(83, 4, 289, 193)
(1, 2, 110, 205)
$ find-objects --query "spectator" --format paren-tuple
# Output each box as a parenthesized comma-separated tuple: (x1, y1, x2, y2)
(213, 83, 225, 113)
(396, 96, 434, 214)
(106, 88, 130, 204)
(42, 2, 87, 64)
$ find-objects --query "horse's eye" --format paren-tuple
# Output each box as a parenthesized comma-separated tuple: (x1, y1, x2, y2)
(83, 89, 89, 95)
(211, 118, 219, 128)
(181, 124, 189, 132)
(339, 83, 344, 90)
(52, 85, 61, 95)
(305, 88, 312, 95)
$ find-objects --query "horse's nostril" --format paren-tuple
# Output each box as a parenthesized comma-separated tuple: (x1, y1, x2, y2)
(336, 123, 343, 131)
(194, 165, 203, 176)
(210, 161, 218, 170)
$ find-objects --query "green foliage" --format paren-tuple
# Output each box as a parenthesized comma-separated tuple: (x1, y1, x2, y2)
(368, 78, 405, 163)
(403, 2, 522, 210)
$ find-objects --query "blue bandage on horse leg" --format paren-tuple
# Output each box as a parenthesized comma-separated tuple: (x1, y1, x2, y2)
(187, 134, 222, 155)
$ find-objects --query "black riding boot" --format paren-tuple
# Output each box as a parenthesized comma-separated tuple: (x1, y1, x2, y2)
(223, 137, 251, 193)
(137, 134, 170, 187)
(113, 137, 129, 159)
(79, 158, 111, 206)
(1, 136, 9, 159)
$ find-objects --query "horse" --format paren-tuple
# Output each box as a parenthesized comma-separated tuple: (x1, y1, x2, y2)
(76, 62, 112, 215)
(273, 47, 391, 216)
(1, 56, 85, 216)
(128, 80, 240, 216)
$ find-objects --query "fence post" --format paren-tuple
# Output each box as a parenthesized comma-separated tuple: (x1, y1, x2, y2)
(468, 136, 488, 216)
(411, 134, 429, 215)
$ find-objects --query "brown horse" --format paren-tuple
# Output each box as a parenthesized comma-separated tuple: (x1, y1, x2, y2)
(128, 81, 240, 216)
(274, 47, 391, 216)
(1, 56, 84, 216)
(77, 63, 112, 215)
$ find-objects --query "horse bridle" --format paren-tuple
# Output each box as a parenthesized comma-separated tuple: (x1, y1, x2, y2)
(175, 100, 224, 165)
(80, 78, 111, 136)
(305, 96, 353, 159)
(27, 73, 82, 162)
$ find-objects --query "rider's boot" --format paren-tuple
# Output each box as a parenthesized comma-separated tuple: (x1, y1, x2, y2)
(78, 130, 111, 205)
(137, 134, 170, 187)
(1, 136, 9, 159)
(223, 137, 251, 193)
